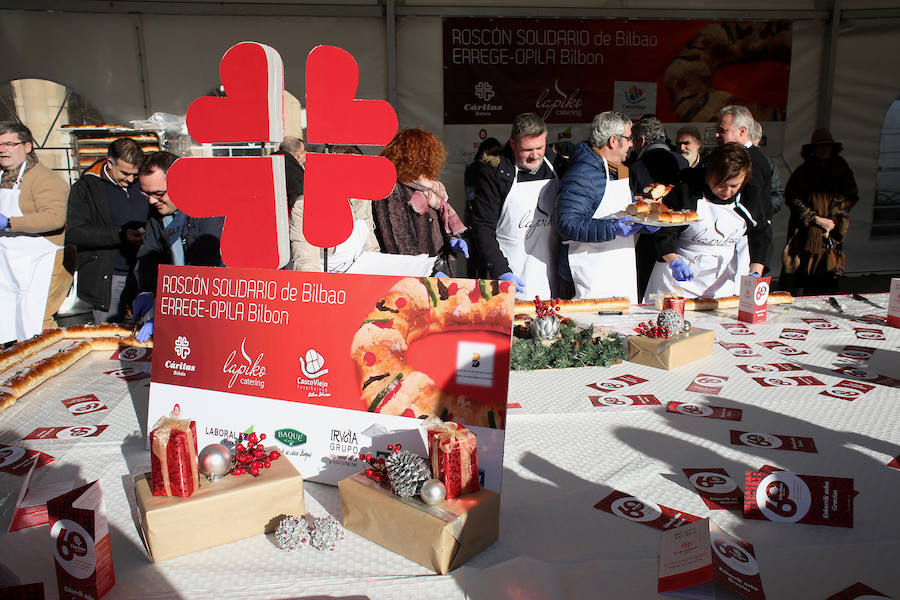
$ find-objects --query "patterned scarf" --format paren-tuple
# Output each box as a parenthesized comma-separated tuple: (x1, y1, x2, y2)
(405, 178, 466, 236)
(0, 154, 37, 189)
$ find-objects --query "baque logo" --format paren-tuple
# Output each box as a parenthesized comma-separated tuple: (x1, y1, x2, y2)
(274, 428, 307, 447)
(536, 79, 583, 121)
(223, 337, 267, 390)
(474, 81, 495, 101)
(174, 335, 191, 359)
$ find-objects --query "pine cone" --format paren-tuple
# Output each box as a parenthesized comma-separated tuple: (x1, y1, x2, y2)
(657, 308, 685, 334)
(385, 450, 431, 497)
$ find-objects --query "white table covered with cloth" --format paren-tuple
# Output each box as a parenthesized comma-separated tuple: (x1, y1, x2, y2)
(0, 293, 898, 600)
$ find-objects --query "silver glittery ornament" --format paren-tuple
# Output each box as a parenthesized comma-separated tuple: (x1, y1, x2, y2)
(420, 479, 446, 505)
(198, 444, 232, 482)
(530, 315, 561, 340)
(657, 308, 690, 335)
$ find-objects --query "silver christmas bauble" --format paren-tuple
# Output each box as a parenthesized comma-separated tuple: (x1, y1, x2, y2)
(530, 315, 561, 340)
(420, 479, 446, 505)
(198, 444, 232, 482)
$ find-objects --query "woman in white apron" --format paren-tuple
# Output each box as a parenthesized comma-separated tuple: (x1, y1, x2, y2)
(0, 159, 63, 343)
(644, 143, 770, 302)
(495, 156, 559, 300)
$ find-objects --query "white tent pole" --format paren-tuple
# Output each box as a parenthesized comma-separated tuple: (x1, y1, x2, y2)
(818, 0, 842, 129)
(385, 0, 398, 110)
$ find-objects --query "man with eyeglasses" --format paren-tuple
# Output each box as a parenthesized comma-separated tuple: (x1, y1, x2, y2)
(675, 126, 703, 168)
(556, 111, 654, 302)
(131, 151, 224, 342)
(0, 121, 71, 344)
(66, 138, 148, 323)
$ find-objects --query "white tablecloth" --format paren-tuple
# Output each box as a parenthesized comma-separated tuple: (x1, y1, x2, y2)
(1, 294, 898, 599)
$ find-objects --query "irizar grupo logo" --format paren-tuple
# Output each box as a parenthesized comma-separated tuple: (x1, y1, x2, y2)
(274, 428, 307, 447)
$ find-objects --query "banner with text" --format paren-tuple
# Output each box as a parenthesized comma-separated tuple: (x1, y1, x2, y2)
(443, 18, 791, 124)
(147, 266, 515, 489)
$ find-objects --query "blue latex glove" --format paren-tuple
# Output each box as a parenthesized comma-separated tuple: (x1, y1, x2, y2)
(641, 224, 661, 234)
(498, 272, 526, 294)
(136, 319, 154, 343)
(749, 272, 760, 277)
(612, 216, 641, 238)
(669, 259, 694, 282)
(0, 213, 8, 230)
(449, 237, 469, 258)
(132, 292, 155, 319)
(434, 271, 449, 278)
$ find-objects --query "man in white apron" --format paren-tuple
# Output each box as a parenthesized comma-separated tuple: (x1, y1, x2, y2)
(557, 112, 651, 304)
(470, 113, 560, 301)
(0, 122, 70, 344)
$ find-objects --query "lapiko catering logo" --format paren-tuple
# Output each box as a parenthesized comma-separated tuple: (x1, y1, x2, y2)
(223, 337, 266, 390)
(297, 348, 331, 398)
(165, 335, 196, 376)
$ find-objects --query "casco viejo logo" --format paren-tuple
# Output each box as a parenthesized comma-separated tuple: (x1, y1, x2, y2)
(274, 428, 307, 446)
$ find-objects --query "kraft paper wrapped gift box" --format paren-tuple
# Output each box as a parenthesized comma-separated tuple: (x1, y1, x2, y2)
(135, 456, 305, 562)
(627, 328, 715, 370)
(339, 472, 499, 574)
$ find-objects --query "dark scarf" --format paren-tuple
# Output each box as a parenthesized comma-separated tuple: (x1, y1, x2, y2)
(0, 154, 37, 189)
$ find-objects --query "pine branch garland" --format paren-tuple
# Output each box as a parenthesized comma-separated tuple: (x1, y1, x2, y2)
(511, 322, 627, 370)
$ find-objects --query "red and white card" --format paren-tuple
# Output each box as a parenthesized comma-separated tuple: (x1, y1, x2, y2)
(751, 375, 825, 387)
(658, 518, 766, 600)
(888, 277, 900, 328)
(853, 327, 885, 341)
(47, 481, 115, 600)
(667, 402, 742, 421)
(685, 374, 728, 395)
(827, 582, 891, 599)
(682, 468, 743, 510)
(743, 470, 855, 527)
(108, 346, 152, 363)
(738, 275, 770, 324)
(594, 489, 701, 531)
(736, 363, 802, 374)
(718, 341, 761, 357)
(720, 322, 754, 335)
(802, 317, 839, 330)
(819, 380, 876, 401)
(103, 366, 150, 382)
(779, 328, 808, 341)
(23, 425, 108, 441)
(590, 394, 660, 408)
(0, 583, 45, 599)
(0, 444, 54, 475)
(832, 365, 900, 388)
(587, 374, 648, 394)
(729, 431, 817, 453)
(9, 460, 74, 532)
(836, 345, 877, 361)
(888, 455, 900, 470)
(757, 340, 807, 356)
(61, 395, 107, 416)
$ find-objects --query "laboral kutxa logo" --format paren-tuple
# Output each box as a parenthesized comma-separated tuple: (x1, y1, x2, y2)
(297, 348, 331, 398)
(274, 428, 307, 447)
(165, 335, 196, 376)
(223, 337, 266, 390)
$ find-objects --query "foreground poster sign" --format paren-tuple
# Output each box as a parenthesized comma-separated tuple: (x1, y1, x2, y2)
(147, 266, 514, 490)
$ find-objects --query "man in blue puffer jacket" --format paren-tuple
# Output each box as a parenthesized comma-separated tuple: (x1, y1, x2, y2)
(557, 112, 656, 302)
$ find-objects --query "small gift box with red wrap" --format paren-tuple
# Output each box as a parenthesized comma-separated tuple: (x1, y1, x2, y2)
(425, 418, 479, 499)
(149, 409, 200, 498)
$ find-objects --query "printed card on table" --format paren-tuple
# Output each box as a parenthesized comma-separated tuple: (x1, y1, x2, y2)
(0, 444, 54, 475)
(743, 470, 855, 527)
(658, 518, 766, 600)
(103, 366, 150, 381)
(729, 431, 817, 453)
(686, 374, 728, 395)
(594, 489, 701, 531)
(61, 395, 108, 416)
(853, 327, 885, 341)
(802, 317, 838, 330)
(47, 481, 115, 600)
(757, 340, 807, 356)
(720, 322, 754, 335)
(890, 277, 900, 328)
(858, 314, 887, 325)
(836, 345, 877, 361)
(591, 394, 661, 408)
(9, 460, 74, 532)
(23, 425, 108, 441)
(587, 374, 648, 394)
(819, 380, 876, 401)
(736, 363, 801, 374)
(682, 468, 743, 510)
(832, 365, 900, 388)
(0, 583, 45, 599)
(108, 346, 153, 363)
(827, 582, 891, 599)
(718, 341, 761, 357)
(667, 402, 742, 421)
(888, 455, 900, 470)
(751, 375, 824, 388)
(779, 328, 808, 341)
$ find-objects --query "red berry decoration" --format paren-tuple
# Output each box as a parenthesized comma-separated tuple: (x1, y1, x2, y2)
(231, 431, 280, 477)
(533, 296, 561, 319)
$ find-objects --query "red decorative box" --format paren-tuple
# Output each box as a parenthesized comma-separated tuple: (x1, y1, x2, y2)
(150, 416, 200, 497)
(426, 420, 479, 499)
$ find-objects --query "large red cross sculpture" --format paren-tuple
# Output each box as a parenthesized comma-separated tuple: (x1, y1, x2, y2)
(167, 42, 398, 269)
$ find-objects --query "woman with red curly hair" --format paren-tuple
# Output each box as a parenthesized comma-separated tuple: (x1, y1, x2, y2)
(373, 128, 467, 275)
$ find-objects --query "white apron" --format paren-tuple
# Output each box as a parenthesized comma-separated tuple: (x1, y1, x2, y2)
(495, 157, 559, 300)
(566, 158, 638, 303)
(643, 195, 750, 302)
(0, 162, 61, 342)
